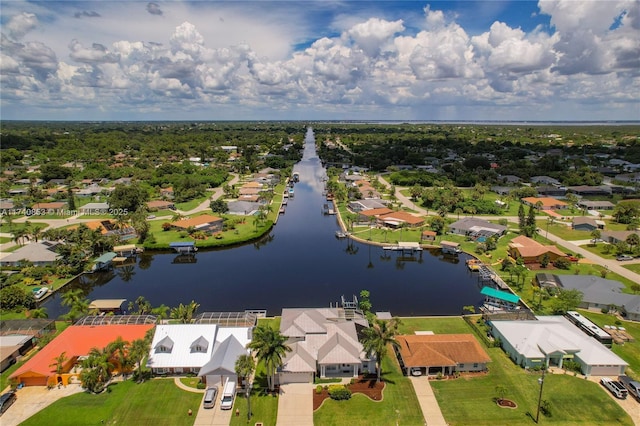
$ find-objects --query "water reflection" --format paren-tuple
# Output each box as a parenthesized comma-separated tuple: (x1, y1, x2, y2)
(44, 127, 484, 318)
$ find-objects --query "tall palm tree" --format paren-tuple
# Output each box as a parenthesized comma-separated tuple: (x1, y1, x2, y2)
(61, 288, 90, 322)
(247, 325, 291, 391)
(170, 300, 200, 324)
(235, 354, 256, 420)
(361, 318, 401, 383)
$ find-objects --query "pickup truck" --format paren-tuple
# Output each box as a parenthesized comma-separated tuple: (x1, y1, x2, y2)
(601, 377, 628, 399)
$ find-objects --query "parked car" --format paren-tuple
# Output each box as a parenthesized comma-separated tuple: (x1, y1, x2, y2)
(202, 386, 218, 409)
(0, 391, 17, 415)
(618, 375, 640, 400)
(409, 367, 423, 376)
(616, 254, 634, 261)
(600, 377, 628, 399)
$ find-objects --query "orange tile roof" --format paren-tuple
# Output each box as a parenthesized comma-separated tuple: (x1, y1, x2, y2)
(522, 197, 567, 208)
(396, 334, 491, 368)
(380, 211, 424, 225)
(32, 202, 66, 209)
(10, 324, 153, 381)
(508, 235, 565, 258)
(171, 214, 222, 229)
(359, 208, 394, 217)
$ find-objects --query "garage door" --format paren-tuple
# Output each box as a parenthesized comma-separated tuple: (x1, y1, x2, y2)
(278, 372, 312, 384)
(589, 366, 623, 376)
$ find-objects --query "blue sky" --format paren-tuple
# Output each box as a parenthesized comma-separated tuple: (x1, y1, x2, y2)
(1, 1, 638, 121)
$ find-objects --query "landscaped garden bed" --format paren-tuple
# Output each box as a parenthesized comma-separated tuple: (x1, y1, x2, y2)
(313, 376, 385, 410)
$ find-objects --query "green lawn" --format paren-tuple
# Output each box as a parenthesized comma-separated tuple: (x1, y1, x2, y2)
(577, 310, 640, 378)
(536, 220, 592, 241)
(395, 317, 633, 426)
(432, 355, 631, 426)
(314, 354, 424, 426)
(175, 196, 209, 212)
(21, 379, 203, 426)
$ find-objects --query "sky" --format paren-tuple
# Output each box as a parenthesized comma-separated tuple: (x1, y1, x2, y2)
(1, 1, 639, 121)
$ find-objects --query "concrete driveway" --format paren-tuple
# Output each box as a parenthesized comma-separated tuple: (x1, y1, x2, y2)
(276, 383, 313, 426)
(1, 384, 83, 426)
(409, 376, 447, 426)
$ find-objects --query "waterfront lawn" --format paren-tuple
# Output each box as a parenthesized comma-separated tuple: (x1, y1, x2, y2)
(431, 349, 632, 426)
(577, 310, 640, 377)
(21, 379, 203, 426)
(313, 354, 424, 426)
(398, 316, 471, 334)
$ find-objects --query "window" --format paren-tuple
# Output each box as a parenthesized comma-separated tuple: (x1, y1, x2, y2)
(473, 363, 479, 368)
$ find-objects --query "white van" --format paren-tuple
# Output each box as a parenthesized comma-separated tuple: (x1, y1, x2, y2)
(220, 379, 236, 410)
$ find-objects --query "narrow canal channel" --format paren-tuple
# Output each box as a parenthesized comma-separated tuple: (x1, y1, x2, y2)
(44, 127, 484, 317)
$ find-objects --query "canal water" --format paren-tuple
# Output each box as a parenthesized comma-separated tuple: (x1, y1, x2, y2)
(44, 128, 484, 317)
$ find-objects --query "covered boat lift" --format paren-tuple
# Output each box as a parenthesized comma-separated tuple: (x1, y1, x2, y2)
(169, 241, 198, 254)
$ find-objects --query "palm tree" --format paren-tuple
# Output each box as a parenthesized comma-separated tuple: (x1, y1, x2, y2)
(361, 318, 401, 383)
(50, 351, 68, 375)
(247, 325, 291, 392)
(235, 354, 256, 420)
(170, 300, 200, 323)
(129, 337, 152, 382)
(30, 307, 48, 318)
(61, 288, 90, 322)
(107, 336, 130, 375)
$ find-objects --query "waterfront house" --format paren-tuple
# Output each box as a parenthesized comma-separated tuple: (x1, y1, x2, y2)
(448, 217, 507, 238)
(396, 334, 491, 376)
(378, 211, 424, 228)
(0, 241, 61, 266)
(147, 321, 252, 387)
(348, 199, 388, 213)
(278, 307, 375, 384)
(489, 316, 628, 376)
(507, 235, 565, 264)
(84, 219, 137, 241)
(357, 207, 394, 224)
(10, 320, 154, 386)
(170, 215, 223, 234)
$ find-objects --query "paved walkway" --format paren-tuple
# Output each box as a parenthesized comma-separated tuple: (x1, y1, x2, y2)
(409, 376, 448, 426)
(0, 384, 84, 426)
(276, 383, 314, 426)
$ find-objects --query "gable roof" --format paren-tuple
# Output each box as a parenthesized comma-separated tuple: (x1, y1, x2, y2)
(449, 217, 507, 233)
(281, 344, 316, 373)
(396, 334, 491, 368)
(317, 333, 361, 365)
(379, 211, 424, 225)
(198, 334, 248, 377)
(10, 324, 153, 381)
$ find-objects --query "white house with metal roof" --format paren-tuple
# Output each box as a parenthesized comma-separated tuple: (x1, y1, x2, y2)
(146, 323, 251, 386)
(278, 307, 375, 384)
(490, 316, 628, 376)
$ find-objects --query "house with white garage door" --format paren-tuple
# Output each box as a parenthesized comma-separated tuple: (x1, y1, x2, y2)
(146, 320, 252, 387)
(490, 316, 627, 377)
(278, 306, 375, 384)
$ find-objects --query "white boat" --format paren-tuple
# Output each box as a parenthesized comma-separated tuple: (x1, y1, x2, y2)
(335, 231, 348, 238)
(33, 287, 49, 300)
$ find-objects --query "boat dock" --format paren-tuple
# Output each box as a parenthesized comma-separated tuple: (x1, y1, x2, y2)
(113, 244, 143, 258)
(91, 252, 117, 272)
(383, 242, 423, 252)
(169, 241, 198, 254)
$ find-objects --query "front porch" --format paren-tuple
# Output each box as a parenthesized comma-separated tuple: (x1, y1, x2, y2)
(319, 363, 360, 378)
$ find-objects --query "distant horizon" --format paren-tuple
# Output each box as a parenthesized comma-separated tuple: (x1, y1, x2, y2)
(2, 1, 638, 121)
(2, 119, 639, 126)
